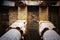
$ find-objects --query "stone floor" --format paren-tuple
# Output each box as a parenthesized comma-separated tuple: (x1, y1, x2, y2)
(24, 29, 41, 40)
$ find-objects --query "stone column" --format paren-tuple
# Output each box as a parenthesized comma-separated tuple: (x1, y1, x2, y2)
(9, 8, 18, 25)
(18, 6, 27, 34)
(39, 7, 48, 21)
(18, 6, 27, 20)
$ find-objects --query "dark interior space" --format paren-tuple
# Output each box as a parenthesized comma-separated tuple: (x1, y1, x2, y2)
(49, 6, 59, 27)
(27, 6, 39, 29)
(48, 6, 60, 35)
(24, 6, 40, 40)
(0, 6, 9, 37)
(28, 6, 39, 12)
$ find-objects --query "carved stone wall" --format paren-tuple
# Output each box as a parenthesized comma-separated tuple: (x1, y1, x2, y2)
(39, 7, 48, 21)
(18, 7, 27, 20)
(9, 7, 18, 25)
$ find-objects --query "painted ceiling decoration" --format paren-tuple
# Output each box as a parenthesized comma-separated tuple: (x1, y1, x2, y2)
(0, 0, 60, 6)
(3, 1, 15, 6)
